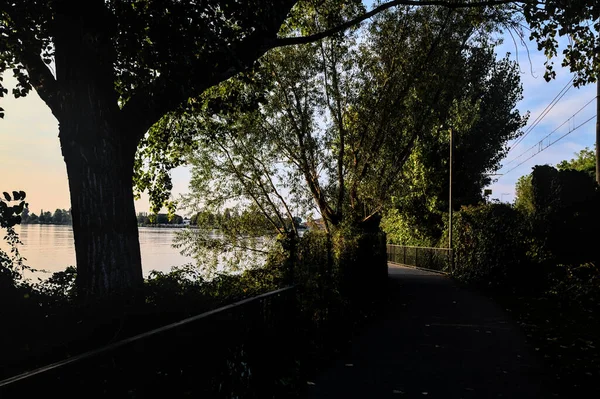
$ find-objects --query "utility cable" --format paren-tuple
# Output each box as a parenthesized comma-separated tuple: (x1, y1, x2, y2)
(507, 76, 574, 155)
(501, 95, 597, 169)
(501, 114, 596, 176)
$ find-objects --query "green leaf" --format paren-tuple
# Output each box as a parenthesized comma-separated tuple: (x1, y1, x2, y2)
(12, 191, 21, 201)
(3, 192, 11, 201)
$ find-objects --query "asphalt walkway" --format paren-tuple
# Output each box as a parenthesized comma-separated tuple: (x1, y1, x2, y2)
(304, 264, 548, 398)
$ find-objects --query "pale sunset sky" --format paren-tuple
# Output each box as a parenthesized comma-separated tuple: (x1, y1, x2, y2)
(0, 16, 597, 213)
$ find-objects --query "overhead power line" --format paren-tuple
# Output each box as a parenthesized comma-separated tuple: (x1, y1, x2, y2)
(501, 114, 597, 176)
(501, 95, 597, 170)
(507, 76, 575, 155)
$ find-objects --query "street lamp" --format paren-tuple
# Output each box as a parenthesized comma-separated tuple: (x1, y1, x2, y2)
(449, 128, 453, 273)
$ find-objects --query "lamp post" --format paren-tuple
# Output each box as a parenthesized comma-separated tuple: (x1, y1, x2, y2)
(596, 75, 599, 184)
(449, 128, 453, 273)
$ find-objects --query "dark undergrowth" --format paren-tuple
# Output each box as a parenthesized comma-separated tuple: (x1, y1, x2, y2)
(489, 266, 600, 398)
(0, 262, 288, 380)
(1, 230, 388, 398)
(453, 262, 600, 398)
(449, 202, 600, 398)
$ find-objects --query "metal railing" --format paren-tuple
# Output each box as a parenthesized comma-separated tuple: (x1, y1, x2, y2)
(387, 244, 452, 273)
(0, 286, 297, 397)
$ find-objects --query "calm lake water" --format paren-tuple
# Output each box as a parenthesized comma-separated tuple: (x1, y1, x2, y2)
(2, 224, 191, 278)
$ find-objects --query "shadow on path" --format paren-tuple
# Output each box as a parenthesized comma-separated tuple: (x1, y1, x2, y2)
(304, 264, 548, 398)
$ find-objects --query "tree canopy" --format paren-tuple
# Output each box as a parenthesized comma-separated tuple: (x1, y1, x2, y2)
(177, 4, 528, 270)
(382, 45, 527, 245)
(557, 147, 596, 180)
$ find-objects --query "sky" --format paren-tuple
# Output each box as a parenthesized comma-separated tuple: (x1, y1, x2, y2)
(0, 78, 191, 215)
(0, 15, 597, 214)
(488, 36, 597, 203)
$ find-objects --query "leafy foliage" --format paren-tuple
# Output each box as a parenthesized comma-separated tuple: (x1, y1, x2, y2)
(556, 146, 596, 180)
(522, 0, 600, 86)
(459, 196, 600, 398)
(515, 164, 598, 265)
(183, 4, 520, 238)
(381, 40, 527, 244)
(514, 172, 534, 214)
(0, 190, 28, 291)
(452, 155, 600, 313)
(451, 203, 533, 291)
(381, 207, 440, 247)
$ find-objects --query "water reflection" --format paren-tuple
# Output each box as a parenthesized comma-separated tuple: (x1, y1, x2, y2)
(2, 224, 191, 277)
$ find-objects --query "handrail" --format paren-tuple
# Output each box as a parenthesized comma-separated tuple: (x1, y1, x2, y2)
(386, 244, 452, 274)
(0, 285, 295, 388)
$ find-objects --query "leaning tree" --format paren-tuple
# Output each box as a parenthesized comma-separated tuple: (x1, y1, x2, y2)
(1, 0, 597, 298)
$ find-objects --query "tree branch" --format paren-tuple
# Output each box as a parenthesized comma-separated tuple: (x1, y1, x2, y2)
(244, 144, 299, 237)
(271, 0, 530, 48)
(232, 134, 290, 232)
(121, 0, 298, 140)
(2, 6, 62, 118)
(214, 135, 284, 234)
(19, 51, 62, 119)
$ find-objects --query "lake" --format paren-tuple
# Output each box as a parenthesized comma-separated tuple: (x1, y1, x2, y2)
(2, 224, 192, 278)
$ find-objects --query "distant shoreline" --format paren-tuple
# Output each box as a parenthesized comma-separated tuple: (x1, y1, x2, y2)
(18, 223, 194, 228)
(137, 224, 196, 228)
(20, 222, 71, 226)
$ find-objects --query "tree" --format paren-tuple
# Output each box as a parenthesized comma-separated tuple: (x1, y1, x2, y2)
(529, 165, 598, 265)
(136, 212, 150, 225)
(557, 147, 596, 180)
(184, 4, 516, 250)
(514, 164, 598, 265)
(171, 214, 184, 224)
(515, 173, 534, 214)
(27, 212, 39, 224)
(380, 37, 527, 245)
(1, 0, 597, 298)
(52, 208, 65, 224)
(517, 146, 598, 215)
(38, 210, 46, 224)
(155, 214, 170, 225)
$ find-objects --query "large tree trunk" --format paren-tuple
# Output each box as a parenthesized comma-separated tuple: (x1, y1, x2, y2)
(60, 119, 144, 299)
(54, 1, 144, 299)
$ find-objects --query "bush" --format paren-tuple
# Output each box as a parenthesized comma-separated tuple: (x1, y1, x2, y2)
(451, 203, 538, 292)
(529, 166, 598, 267)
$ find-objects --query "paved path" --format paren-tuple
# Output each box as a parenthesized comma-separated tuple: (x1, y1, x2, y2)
(304, 264, 548, 398)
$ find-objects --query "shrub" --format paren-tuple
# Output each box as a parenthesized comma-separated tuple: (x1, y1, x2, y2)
(451, 203, 538, 292)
